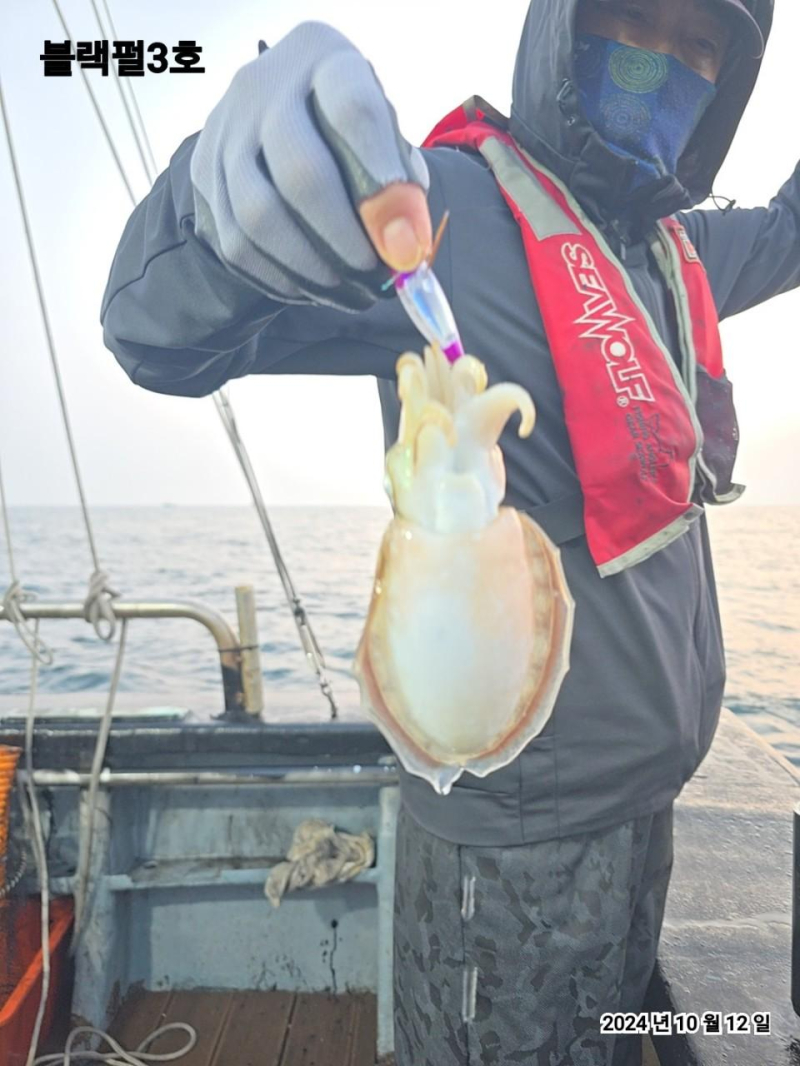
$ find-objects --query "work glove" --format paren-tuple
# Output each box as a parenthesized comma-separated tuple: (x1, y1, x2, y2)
(190, 21, 431, 312)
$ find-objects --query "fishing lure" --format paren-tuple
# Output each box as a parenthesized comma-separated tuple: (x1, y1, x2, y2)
(382, 211, 465, 362)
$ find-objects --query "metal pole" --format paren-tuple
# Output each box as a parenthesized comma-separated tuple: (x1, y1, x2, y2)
(18, 765, 398, 789)
(235, 585, 264, 718)
(0, 598, 246, 718)
(793, 802, 800, 1016)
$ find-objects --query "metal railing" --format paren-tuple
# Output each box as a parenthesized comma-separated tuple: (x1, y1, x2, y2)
(0, 587, 264, 720)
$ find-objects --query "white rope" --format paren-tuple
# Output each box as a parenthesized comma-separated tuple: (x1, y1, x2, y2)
(0, 68, 120, 643)
(41, 1, 338, 714)
(32, 1023, 196, 1066)
(18, 615, 179, 1065)
(83, 570, 121, 645)
(48, 0, 137, 205)
(1, 580, 54, 667)
(72, 618, 128, 942)
(100, 0, 160, 177)
(20, 620, 52, 1066)
(86, 0, 156, 186)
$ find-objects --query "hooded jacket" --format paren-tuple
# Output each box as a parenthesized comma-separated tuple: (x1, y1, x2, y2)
(101, 0, 797, 845)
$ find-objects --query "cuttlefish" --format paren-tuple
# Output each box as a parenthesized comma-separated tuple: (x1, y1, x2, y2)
(353, 343, 574, 795)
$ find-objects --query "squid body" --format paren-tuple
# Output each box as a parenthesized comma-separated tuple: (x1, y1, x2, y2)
(353, 344, 575, 796)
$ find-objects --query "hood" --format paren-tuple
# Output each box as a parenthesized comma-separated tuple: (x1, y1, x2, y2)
(509, 0, 774, 228)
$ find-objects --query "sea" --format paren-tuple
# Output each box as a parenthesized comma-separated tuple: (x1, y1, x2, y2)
(0, 505, 798, 767)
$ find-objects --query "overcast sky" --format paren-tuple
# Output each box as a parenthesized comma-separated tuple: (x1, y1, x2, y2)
(1, 0, 798, 507)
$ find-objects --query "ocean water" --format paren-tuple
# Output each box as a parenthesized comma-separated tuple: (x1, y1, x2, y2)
(0, 505, 798, 766)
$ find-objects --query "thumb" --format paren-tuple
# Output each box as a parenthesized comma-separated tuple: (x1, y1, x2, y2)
(358, 181, 432, 274)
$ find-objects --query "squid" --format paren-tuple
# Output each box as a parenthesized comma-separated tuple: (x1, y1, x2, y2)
(353, 326, 575, 795)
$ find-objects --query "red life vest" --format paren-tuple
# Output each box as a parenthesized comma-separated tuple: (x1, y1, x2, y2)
(423, 99, 743, 577)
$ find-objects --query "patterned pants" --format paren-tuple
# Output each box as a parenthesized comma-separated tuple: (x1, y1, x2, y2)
(393, 801, 674, 1066)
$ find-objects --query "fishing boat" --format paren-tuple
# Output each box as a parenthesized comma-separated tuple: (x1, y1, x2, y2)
(1, 657, 797, 1066)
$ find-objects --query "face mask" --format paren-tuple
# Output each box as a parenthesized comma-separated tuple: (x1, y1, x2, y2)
(573, 33, 717, 189)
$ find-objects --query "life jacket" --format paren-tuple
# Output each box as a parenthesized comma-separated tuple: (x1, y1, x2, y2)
(423, 98, 743, 577)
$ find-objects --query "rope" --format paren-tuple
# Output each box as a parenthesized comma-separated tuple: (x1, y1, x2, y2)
(0, 69, 119, 642)
(72, 618, 128, 942)
(98, 0, 160, 178)
(20, 620, 51, 1066)
(1, 581, 54, 665)
(213, 390, 339, 718)
(17, 623, 193, 1066)
(55, 1, 338, 717)
(48, 0, 136, 205)
(83, 570, 121, 644)
(33, 1023, 196, 1065)
(87, 0, 156, 186)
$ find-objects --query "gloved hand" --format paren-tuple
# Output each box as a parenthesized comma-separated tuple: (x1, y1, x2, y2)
(190, 21, 432, 312)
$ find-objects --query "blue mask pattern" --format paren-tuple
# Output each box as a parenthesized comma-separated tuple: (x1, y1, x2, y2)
(574, 33, 717, 190)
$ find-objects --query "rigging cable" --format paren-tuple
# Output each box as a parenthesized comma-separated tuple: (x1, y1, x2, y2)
(0, 0, 341, 1057)
(97, 0, 160, 178)
(1, 4, 134, 1058)
(0, 68, 120, 643)
(20, 621, 51, 1066)
(86, 0, 156, 185)
(1, 0, 338, 1057)
(214, 389, 339, 717)
(75, 0, 339, 715)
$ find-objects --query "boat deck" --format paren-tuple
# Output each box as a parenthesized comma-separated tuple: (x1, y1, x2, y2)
(41, 989, 662, 1065)
(110, 990, 378, 1066)
(43, 990, 379, 1065)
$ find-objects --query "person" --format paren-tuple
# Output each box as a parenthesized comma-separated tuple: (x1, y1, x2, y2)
(101, 0, 791, 1062)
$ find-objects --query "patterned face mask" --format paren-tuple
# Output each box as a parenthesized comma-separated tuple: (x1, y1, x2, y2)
(574, 33, 717, 189)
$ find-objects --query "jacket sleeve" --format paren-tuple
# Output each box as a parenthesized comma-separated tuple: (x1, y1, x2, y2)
(678, 164, 800, 322)
(100, 132, 436, 397)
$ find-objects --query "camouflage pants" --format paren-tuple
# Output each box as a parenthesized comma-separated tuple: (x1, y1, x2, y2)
(393, 802, 674, 1066)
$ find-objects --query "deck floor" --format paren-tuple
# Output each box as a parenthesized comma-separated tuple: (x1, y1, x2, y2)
(107, 990, 379, 1066)
(42, 989, 660, 1065)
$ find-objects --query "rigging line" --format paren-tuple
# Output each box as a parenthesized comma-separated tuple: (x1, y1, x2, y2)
(99, 0, 159, 176)
(87, 0, 155, 185)
(58, 9, 337, 714)
(72, 617, 128, 946)
(213, 390, 339, 718)
(48, 0, 136, 206)
(0, 69, 119, 642)
(0, 70, 100, 563)
(21, 619, 51, 1066)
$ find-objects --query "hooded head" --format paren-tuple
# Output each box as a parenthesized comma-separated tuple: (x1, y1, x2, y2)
(509, 0, 773, 227)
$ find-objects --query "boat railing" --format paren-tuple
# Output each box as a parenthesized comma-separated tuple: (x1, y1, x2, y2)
(0, 587, 264, 720)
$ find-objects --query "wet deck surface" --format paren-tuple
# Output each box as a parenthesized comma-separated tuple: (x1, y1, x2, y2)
(107, 989, 378, 1066)
(34, 989, 659, 1064)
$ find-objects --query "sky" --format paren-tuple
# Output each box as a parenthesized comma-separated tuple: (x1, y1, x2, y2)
(0, 0, 798, 508)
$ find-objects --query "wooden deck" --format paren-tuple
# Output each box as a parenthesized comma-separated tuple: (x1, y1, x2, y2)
(42, 988, 660, 1064)
(107, 990, 378, 1066)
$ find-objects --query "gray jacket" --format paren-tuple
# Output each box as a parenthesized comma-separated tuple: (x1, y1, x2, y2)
(101, 0, 797, 845)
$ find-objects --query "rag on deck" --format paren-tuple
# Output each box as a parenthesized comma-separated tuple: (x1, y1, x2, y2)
(265, 817, 375, 908)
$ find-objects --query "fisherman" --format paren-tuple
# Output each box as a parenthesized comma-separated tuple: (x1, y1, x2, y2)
(102, 0, 787, 1062)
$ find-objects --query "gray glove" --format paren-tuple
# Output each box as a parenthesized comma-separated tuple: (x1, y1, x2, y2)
(190, 21, 430, 312)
